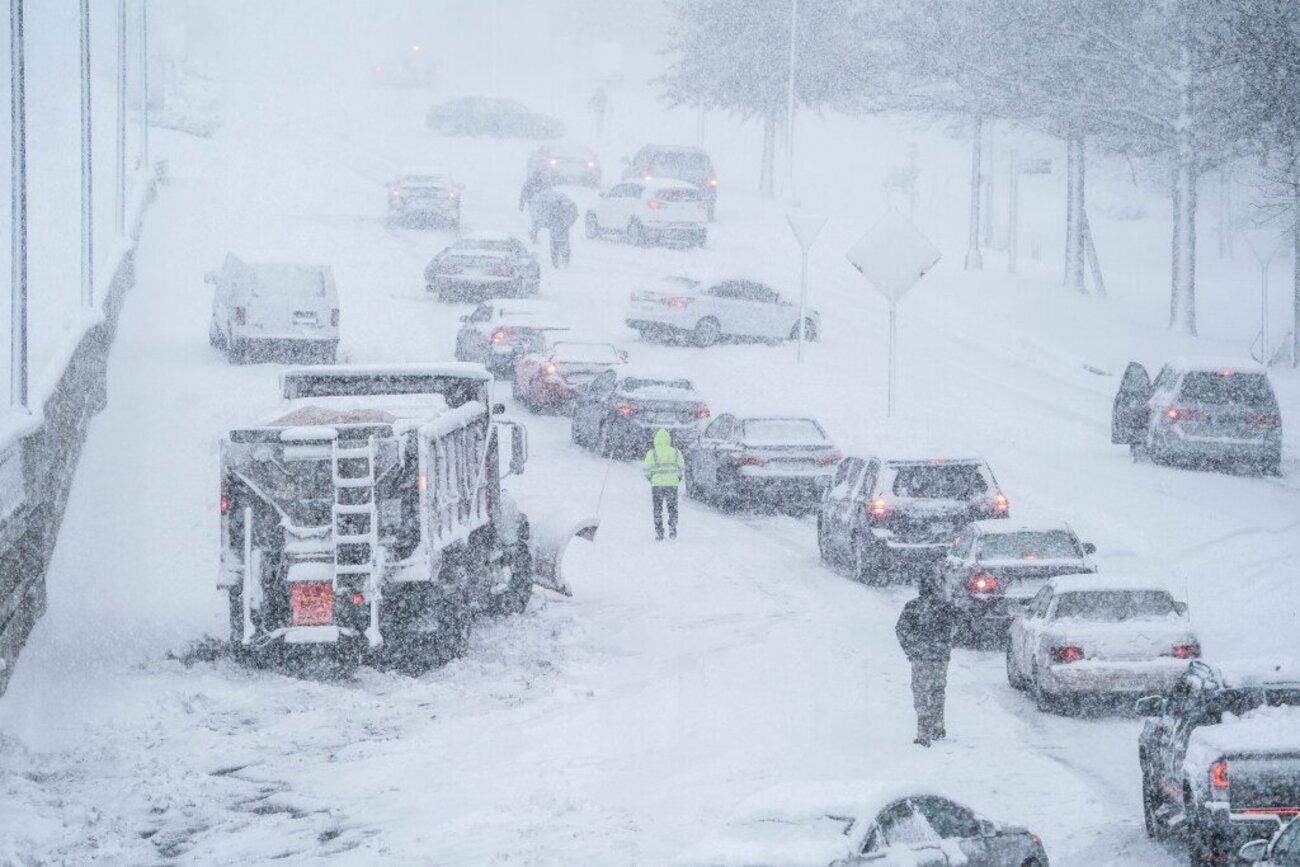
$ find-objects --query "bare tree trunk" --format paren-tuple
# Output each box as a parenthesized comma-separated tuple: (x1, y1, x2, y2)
(1064, 135, 1087, 293)
(965, 114, 983, 270)
(1169, 16, 1198, 335)
(759, 114, 776, 198)
(1293, 187, 1299, 367)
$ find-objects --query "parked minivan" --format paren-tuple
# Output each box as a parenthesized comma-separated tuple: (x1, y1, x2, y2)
(207, 254, 340, 363)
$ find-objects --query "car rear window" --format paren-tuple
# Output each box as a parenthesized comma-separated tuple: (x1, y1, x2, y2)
(1052, 590, 1177, 621)
(448, 254, 506, 268)
(979, 531, 1080, 560)
(251, 268, 329, 299)
(655, 188, 703, 203)
(891, 464, 988, 500)
(648, 152, 711, 178)
(459, 240, 513, 253)
(553, 343, 622, 364)
(623, 377, 692, 392)
(741, 418, 827, 445)
(1179, 371, 1275, 405)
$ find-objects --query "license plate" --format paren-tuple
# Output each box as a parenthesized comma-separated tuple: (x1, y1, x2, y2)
(293, 311, 318, 324)
(1114, 678, 1146, 690)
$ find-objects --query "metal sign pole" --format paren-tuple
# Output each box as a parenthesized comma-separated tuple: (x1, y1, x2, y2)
(10, 0, 28, 410)
(797, 247, 809, 362)
(140, 0, 148, 168)
(81, 0, 93, 308)
(887, 302, 897, 417)
(115, 0, 126, 235)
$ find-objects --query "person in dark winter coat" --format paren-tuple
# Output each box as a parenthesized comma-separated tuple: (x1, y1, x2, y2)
(519, 171, 552, 242)
(531, 189, 578, 268)
(895, 573, 960, 746)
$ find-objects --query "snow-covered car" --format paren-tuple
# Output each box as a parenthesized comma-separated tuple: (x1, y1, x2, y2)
(425, 96, 564, 139)
(1006, 574, 1199, 713)
(1111, 356, 1282, 475)
(424, 236, 540, 302)
(386, 168, 460, 228)
(1138, 659, 1300, 865)
(584, 179, 708, 248)
(818, 457, 1009, 584)
(454, 299, 567, 376)
(623, 144, 718, 220)
(1239, 816, 1300, 865)
(941, 520, 1096, 647)
(527, 143, 600, 186)
(512, 340, 628, 413)
(570, 367, 709, 458)
(672, 781, 1049, 867)
(207, 254, 340, 364)
(685, 415, 840, 512)
(626, 275, 820, 348)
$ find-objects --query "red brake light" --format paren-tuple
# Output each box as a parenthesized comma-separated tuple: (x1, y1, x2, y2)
(647, 199, 664, 210)
(290, 582, 334, 627)
(449, 189, 458, 199)
(992, 492, 1009, 516)
(330, 308, 339, 327)
(664, 297, 691, 310)
(389, 188, 400, 197)
(219, 496, 230, 516)
(731, 454, 765, 466)
(1211, 760, 1229, 790)
(709, 177, 718, 187)
(1165, 407, 1205, 422)
(696, 407, 710, 419)
(616, 405, 634, 417)
(1171, 644, 1201, 659)
(1051, 645, 1085, 664)
(234, 307, 246, 326)
(1247, 413, 1280, 427)
(491, 330, 508, 344)
(543, 362, 559, 376)
(868, 498, 888, 519)
(352, 593, 365, 605)
(966, 574, 1001, 594)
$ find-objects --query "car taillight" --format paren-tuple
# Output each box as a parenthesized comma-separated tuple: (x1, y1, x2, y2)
(992, 492, 1009, 516)
(1050, 645, 1084, 664)
(966, 574, 1000, 594)
(290, 582, 334, 627)
(616, 405, 634, 417)
(696, 407, 710, 419)
(330, 308, 339, 327)
(1211, 760, 1229, 790)
(643, 174, 653, 182)
(219, 495, 230, 516)
(647, 199, 665, 210)
(351, 593, 365, 606)
(815, 454, 840, 465)
(233, 307, 246, 326)
(709, 177, 718, 187)
(491, 330, 508, 344)
(731, 454, 766, 466)
(1246, 413, 1281, 427)
(1171, 643, 1201, 659)
(389, 188, 400, 197)
(490, 266, 511, 277)
(543, 362, 559, 376)
(449, 189, 458, 199)
(664, 297, 692, 309)
(587, 160, 596, 169)
(868, 498, 888, 520)
(1164, 407, 1204, 422)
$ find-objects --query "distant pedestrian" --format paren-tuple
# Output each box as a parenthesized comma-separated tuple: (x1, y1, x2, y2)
(540, 190, 578, 268)
(894, 573, 959, 747)
(641, 428, 684, 541)
(519, 171, 551, 242)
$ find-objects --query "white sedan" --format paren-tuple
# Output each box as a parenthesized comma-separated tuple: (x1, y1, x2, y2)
(584, 178, 708, 247)
(625, 275, 821, 347)
(1006, 574, 1200, 713)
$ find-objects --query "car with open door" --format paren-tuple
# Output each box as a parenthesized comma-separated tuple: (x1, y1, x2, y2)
(570, 367, 709, 459)
(818, 457, 1009, 584)
(1112, 357, 1282, 475)
(941, 519, 1096, 647)
(672, 781, 1050, 867)
(512, 340, 629, 413)
(1006, 574, 1198, 714)
(1138, 660, 1300, 865)
(685, 415, 840, 513)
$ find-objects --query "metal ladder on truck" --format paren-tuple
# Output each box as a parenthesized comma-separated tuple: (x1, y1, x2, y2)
(331, 435, 383, 647)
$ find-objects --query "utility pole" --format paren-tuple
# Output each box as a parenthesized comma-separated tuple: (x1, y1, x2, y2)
(81, 0, 93, 308)
(10, 0, 29, 410)
(784, 0, 798, 201)
(139, 0, 148, 168)
(115, 0, 126, 235)
(964, 115, 984, 270)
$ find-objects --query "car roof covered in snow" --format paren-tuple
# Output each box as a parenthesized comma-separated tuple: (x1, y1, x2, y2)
(281, 363, 490, 390)
(398, 167, 451, 180)
(1210, 658, 1300, 689)
(1165, 356, 1266, 375)
(459, 231, 519, 244)
(1047, 573, 1175, 595)
(970, 519, 1077, 536)
(671, 780, 989, 867)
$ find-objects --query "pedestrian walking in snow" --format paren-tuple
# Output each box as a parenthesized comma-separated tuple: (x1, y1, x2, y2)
(642, 428, 684, 541)
(895, 573, 959, 747)
(541, 190, 578, 268)
(519, 171, 551, 243)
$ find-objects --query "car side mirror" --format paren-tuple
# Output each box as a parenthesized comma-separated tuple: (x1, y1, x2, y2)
(1135, 695, 1166, 717)
(1083, 542, 1097, 555)
(1238, 839, 1270, 863)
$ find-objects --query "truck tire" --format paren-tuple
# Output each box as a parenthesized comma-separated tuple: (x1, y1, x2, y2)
(485, 542, 532, 617)
(209, 320, 226, 349)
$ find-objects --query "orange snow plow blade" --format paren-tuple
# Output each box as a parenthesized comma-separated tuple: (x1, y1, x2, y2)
(530, 512, 599, 596)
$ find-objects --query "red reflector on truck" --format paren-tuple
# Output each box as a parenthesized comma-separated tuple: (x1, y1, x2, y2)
(291, 582, 334, 626)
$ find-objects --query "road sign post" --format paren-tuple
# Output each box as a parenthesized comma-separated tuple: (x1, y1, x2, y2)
(786, 210, 827, 363)
(846, 212, 941, 417)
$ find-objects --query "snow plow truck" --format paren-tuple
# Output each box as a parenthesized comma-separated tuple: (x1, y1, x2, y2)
(217, 364, 595, 672)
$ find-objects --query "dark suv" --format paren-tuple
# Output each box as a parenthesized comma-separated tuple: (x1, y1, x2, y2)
(623, 145, 718, 220)
(817, 457, 1009, 584)
(1112, 358, 1282, 475)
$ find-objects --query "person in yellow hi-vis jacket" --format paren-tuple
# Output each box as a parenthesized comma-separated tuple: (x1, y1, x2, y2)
(641, 428, 685, 540)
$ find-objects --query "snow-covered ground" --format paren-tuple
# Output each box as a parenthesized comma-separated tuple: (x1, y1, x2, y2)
(3, 14, 1299, 865)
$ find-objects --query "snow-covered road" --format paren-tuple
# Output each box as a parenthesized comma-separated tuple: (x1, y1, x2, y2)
(2, 82, 1297, 866)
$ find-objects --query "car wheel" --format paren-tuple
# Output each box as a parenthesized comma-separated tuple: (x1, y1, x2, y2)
(1031, 664, 1060, 713)
(1006, 642, 1027, 690)
(816, 517, 830, 563)
(685, 461, 705, 499)
(628, 219, 649, 247)
(790, 319, 818, 342)
(1184, 792, 1215, 865)
(693, 317, 721, 348)
(209, 320, 225, 349)
(585, 211, 599, 239)
(1141, 765, 1166, 839)
(853, 535, 883, 585)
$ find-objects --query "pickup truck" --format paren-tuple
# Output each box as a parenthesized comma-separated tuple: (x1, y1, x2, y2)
(626, 275, 820, 348)
(1138, 659, 1300, 864)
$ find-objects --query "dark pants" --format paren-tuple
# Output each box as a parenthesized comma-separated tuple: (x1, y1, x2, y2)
(550, 229, 571, 267)
(652, 486, 678, 538)
(910, 658, 948, 741)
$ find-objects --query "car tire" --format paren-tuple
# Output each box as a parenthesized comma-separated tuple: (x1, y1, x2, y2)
(1005, 642, 1026, 690)
(853, 535, 884, 585)
(628, 219, 649, 247)
(1031, 664, 1061, 714)
(693, 317, 721, 348)
(209, 320, 225, 349)
(685, 462, 704, 499)
(1184, 792, 1215, 865)
(1141, 765, 1167, 840)
(585, 212, 599, 239)
(816, 517, 831, 563)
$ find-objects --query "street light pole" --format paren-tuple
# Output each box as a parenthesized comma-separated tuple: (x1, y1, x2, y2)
(115, 0, 126, 235)
(784, 0, 798, 201)
(81, 0, 93, 308)
(964, 115, 984, 270)
(139, 0, 148, 169)
(10, 0, 29, 410)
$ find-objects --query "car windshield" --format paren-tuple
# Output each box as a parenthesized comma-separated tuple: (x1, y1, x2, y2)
(655, 187, 702, 202)
(648, 151, 711, 178)
(1052, 590, 1178, 621)
(622, 377, 691, 392)
(552, 343, 622, 364)
(891, 464, 988, 499)
(740, 418, 827, 445)
(1179, 371, 1274, 405)
(978, 531, 1081, 560)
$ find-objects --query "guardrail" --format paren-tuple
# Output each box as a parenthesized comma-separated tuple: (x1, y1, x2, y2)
(0, 165, 161, 696)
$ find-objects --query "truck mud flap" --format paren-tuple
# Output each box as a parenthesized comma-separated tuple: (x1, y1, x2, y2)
(529, 512, 599, 596)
